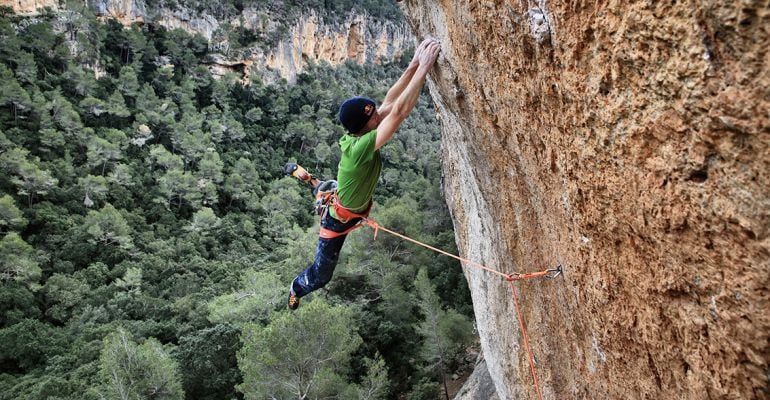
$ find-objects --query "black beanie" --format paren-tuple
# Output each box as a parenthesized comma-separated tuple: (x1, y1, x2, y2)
(338, 97, 376, 134)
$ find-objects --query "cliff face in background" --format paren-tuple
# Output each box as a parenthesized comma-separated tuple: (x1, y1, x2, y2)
(5, 0, 57, 14)
(403, 1, 769, 399)
(2, 0, 410, 82)
(257, 12, 409, 82)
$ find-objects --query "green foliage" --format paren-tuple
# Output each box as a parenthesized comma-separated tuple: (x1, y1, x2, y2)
(0, 233, 42, 285)
(358, 355, 390, 400)
(174, 324, 241, 400)
(0, 195, 26, 231)
(0, 9, 474, 399)
(0, 284, 40, 326)
(238, 300, 363, 399)
(86, 129, 127, 175)
(163, 0, 401, 27)
(414, 268, 475, 398)
(260, 177, 311, 241)
(186, 207, 220, 234)
(79, 174, 109, 207)
(223, 157, 261, 207)
(0, 319, 65, 370)
(0, 63, 32, 117)
(208, 269, 283, 324)
(406, 378, 440, 400)
(43, 273, 90, 322)
(96, 328, 184, 400)
(82, 204, 134, 250)
(114, 266, 142, 294)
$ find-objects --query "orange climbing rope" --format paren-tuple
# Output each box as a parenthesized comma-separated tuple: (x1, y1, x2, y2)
(507, 279, 544, 400)
(361, 218, 561, 400)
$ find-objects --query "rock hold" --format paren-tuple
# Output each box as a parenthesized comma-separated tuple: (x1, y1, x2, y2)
(528, 7, 551, 44)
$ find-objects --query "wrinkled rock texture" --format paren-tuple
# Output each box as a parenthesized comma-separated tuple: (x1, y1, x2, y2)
(1, 0, 410, 82)
(403, 1, 769, 399)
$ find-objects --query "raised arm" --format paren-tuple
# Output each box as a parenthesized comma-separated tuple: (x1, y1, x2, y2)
(375, 41, 440, 150)
(379, 39, 435, 117)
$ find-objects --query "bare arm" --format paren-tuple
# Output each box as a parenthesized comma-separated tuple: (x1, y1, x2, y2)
(378, 64, 418, 118)
(375, 42, 440, 150)
(378, 39, 435, 118)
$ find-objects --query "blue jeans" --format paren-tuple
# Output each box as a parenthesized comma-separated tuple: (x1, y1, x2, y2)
(291, 211, 362, 297)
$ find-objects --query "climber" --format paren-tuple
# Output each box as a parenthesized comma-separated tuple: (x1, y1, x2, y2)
(285, 38, 442, 310)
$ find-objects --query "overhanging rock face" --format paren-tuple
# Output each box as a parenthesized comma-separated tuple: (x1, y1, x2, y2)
(402, 1, 769, 399)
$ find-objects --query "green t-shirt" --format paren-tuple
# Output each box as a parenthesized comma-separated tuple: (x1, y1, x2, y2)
(335, 130, 382, 214)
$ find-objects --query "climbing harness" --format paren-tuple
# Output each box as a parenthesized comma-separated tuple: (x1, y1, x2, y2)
(313, 186, 373, 239)
(329, 192, 372, 223)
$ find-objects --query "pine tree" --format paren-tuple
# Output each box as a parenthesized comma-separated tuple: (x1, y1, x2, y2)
(96, 329, 185, 400)
(238, 300, 363, 399)
(207, 269, 283, 324)
(108, 163, 134, 187)
(117, 65, 141, 99)
(82, 203, 134, 250)
(13, 50, 37, 85)
(0, 233, 41, 284)
(0, 194, 27, 232)
(224, 157, 261, 207)
(78, 174, 109, 207)
(0, 64, 32, 119)
(61, 63, 97, 97)
(149, 145, 184, 170)
(86, 129, 127, 175)
(42, 273, 90, 322)
(47, 89, 86, 142)
(7, 154, 59, 206)
(415, 268, 475, 400)
(187, 207, 220, 234)
(79, 96, 107, 116)
(106, 89, 131, 118)
(157, 168, 202, 210)
(197, 151, 224, 184)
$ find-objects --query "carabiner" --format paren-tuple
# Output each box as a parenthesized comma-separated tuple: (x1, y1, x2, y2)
(545, 264, 563, 279)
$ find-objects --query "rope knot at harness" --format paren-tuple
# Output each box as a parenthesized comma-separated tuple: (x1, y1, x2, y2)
(364, 219, 380, 240)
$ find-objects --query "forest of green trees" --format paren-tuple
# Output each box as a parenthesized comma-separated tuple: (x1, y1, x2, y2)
(0, 5, 476, 399)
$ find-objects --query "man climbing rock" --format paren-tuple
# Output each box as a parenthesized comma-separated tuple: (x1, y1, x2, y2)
(286, 38, 441, 310)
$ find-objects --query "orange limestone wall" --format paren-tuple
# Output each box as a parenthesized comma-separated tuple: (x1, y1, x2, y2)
(402, 1, 769, 399)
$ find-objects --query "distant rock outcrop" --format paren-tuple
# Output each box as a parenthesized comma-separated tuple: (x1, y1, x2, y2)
(2, 0, 58, 14)
(0, 0, 411, 82)
(403, 1, 769, 399)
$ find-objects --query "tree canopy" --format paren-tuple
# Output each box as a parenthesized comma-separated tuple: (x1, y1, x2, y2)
(0, 7, 475, 400)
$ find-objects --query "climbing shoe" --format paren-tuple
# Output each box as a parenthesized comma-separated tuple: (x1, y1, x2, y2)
(287, 291, 300, 310)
